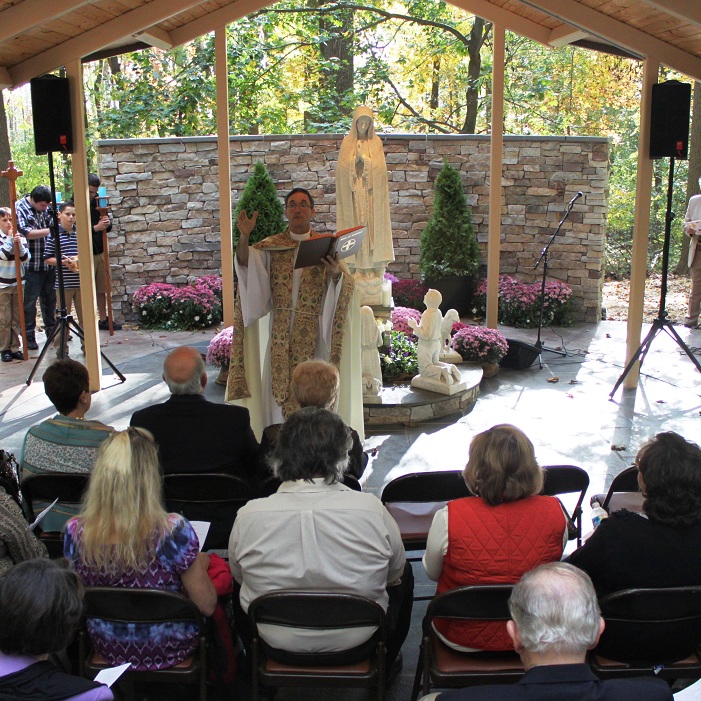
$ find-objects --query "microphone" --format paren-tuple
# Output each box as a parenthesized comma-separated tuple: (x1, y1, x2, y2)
(568, 191, 583, 206)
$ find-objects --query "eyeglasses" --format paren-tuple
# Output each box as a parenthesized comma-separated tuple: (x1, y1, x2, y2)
(286, 201, 312, 210)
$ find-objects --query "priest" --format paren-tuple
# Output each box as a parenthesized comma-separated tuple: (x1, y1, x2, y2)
(226, 187, 363, 440)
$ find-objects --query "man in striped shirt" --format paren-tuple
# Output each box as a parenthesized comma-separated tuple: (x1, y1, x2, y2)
(45, 202, 82, 358)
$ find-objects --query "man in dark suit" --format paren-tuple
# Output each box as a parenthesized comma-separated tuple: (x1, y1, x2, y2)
(431, 563, 672, 701)
(130, 345, 260, 481)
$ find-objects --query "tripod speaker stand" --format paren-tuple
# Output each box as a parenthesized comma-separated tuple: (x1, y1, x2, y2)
(610, 155, 701, 397)
(25, 151, 125, 385)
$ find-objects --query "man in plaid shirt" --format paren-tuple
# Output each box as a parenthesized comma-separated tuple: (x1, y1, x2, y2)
(15, 185, 55, 350)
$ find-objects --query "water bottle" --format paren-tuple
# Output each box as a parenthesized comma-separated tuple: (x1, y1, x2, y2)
(591, 502, 608, 529)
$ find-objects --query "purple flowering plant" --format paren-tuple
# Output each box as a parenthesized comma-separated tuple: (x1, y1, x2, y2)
(380, 330, 418, 379)
(384, 272, 399, 285)
(391, 306, 422, 335)
(472, 275, 573, 328)
(451, 325, 508, 364)
(133, 276, 223, 330)
(207, 326, 233, 368)
(392, 278, 428, 310)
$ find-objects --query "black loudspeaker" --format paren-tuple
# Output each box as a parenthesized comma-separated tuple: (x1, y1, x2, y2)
(649, 80, 691, 160)
(30, 75, 73, 155)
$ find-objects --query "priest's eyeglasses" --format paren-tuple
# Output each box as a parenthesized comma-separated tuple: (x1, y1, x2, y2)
(286, 201, 312, 210)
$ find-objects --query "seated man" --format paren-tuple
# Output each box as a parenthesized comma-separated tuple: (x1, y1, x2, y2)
(229, 407, 412, 676)
(21, 359, 114, 531)
(260, 359, 367, 480)
(429, 562, 672, 701)
(130, 346, 260, 480)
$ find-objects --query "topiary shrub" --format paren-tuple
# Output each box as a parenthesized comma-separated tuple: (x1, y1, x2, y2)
(420, 161, 480, 281)
(233, 161, 286, 245)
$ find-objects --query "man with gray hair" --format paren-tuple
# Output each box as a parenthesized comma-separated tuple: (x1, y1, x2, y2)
(130, 345, 260, 480)
(431, 563, 672, 700)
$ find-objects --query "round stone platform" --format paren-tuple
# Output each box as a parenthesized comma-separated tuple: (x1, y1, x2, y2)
(363, 364, 483, 427)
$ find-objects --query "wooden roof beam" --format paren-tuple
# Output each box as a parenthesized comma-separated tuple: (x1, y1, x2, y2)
(639, 0, 701, 27)
(548, 23, 588, 48)
(517, 0, 701, 81)
(0, 68, 11, 89)
(7, 0, 204, 88)
(0, 0, 92, 44)
(134, 27, 174, 51)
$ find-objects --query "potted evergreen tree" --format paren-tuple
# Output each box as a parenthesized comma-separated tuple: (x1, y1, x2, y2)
(419, 161, 480, 315)
(233, 161, 286, 245)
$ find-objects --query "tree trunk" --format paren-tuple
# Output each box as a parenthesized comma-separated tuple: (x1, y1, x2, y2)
(462, 17, 490, 134)
(0, 90, 11, 204)
(675, 80, 701, 274)
(430, 57, 440, 111)
(319, 7, 354, 118)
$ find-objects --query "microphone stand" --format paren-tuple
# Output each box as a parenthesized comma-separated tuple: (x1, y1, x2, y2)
(26, 151, 125, 385)
(533, 191, 582, 368)
(610, 156, 701, 397)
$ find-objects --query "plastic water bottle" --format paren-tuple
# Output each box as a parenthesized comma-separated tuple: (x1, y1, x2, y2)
(591, 502, 608, 529)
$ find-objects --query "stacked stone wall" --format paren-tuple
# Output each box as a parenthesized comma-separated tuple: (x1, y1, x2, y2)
(97, 133, 608, 323)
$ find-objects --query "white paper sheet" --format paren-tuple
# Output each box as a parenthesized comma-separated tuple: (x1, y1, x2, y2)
(94, 662, 131, 687)
(190, 520, 210, 551)
(29, 498, 59, 531)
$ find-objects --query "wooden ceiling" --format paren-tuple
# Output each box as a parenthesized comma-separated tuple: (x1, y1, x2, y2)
(0, 0, 700, 90)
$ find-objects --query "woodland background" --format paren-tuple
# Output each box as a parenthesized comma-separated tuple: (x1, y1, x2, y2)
(0, 0, 699, 282)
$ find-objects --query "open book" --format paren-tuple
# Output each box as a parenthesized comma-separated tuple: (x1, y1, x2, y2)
(294, 226, 366, 270)
(685, 219, 701, 236)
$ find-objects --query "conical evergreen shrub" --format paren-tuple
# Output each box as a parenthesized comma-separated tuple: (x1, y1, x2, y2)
(233, 161, 285, 245)
(420, 161, 480, 281)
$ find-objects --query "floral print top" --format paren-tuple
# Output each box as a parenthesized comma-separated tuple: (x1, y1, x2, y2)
(64, 514, 200, 671)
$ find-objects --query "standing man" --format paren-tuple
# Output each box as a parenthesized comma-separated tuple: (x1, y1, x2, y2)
(15, 185, 54, 350)
(684, 178, 701, 328)
(226, 187, 362, 438)
(88, 174, 121, 331)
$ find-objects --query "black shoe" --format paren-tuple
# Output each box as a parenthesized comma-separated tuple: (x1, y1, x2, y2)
(10, 351, 23, 360)
(1, 350, 12, 362)
(98, 319, 122, 331)
(26, 338, 38, 350)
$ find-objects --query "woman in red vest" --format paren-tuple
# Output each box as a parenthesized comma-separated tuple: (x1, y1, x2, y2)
(423, 424, 567, 651)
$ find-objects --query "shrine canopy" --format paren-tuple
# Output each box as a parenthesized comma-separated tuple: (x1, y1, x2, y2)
(0, 0, 700, 90)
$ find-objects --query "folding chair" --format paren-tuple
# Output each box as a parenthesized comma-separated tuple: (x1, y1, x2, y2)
(79, 587, 208, 701)
(590, 465, 641, 514)
(22, 473, 89, 558)
(380, 470, 472, 551)
(590, 586, 701, 682)
(163, 472, 255, 550)
(411, 585, 523, 701)
(248, 591, 387, 701)
(541, 464, 590, 546)
(258, 473, 362, 498)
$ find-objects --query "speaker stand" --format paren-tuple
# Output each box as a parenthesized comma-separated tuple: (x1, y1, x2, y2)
(26, 151, 125, 385)
(610, 156, 701, 397)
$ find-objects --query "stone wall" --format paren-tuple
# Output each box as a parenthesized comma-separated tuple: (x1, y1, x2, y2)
(97, 133, 608, 323)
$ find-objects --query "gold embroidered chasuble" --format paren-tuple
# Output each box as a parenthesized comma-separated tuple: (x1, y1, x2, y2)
(227, 230, 354, 419)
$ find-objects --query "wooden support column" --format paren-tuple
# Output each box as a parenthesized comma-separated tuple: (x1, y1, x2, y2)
(624, 58, 658, 389)
(216, 25, 234, 328)
(65, 57, 102, 390)
(486, 23, 505, 328)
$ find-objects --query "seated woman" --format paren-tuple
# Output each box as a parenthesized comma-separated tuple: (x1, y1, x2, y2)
(260, 360, 367, 480)
(567, 431, 701, 597)
(0, 459, 47, 574)
(0, 558, 113, 701)
(423, 424, 567, 651)
(64, 428, 216, 671)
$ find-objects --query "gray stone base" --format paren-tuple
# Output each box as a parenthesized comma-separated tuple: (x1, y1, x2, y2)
(364, 365, 482, 427)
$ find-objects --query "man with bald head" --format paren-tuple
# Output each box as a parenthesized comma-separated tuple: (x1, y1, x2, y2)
(130, 346, 260, 480)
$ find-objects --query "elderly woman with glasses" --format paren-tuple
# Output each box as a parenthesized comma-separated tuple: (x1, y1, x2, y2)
(64, 427, 216, 671)
(567, 431, 701, 597)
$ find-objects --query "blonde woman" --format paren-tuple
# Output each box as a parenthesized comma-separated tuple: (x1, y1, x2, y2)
(64, 428, 216, 671)
(423, 424, 567, 651)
